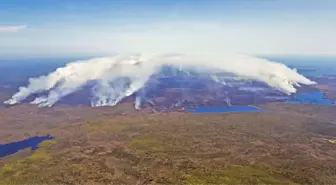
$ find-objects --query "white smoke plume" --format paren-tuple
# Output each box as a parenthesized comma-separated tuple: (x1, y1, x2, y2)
(4, 53, 316, 108)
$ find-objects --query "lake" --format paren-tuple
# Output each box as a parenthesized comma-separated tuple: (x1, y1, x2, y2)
(0, 135, 53, 158)
(185, 105, 264, 113)
(288, 92, 334, 105)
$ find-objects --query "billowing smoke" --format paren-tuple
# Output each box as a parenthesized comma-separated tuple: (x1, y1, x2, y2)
(4, 53, 316, 108)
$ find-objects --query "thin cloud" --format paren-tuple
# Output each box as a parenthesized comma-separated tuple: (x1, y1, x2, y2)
(0, 25, 27, 32)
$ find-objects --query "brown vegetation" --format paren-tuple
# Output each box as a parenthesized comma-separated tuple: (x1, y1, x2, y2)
(1, 103, 336, 184)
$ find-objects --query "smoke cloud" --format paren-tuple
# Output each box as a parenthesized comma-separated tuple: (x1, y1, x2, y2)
(4, 53, 316, 108)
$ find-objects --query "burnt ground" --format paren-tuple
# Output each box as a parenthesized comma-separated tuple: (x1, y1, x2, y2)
(0, 102, 336, 184)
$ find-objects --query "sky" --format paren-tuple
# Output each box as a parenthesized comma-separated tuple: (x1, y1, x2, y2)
(0, 0, 336, 57)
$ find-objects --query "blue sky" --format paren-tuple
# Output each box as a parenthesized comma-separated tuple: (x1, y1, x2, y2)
(0, 0, 336, 57)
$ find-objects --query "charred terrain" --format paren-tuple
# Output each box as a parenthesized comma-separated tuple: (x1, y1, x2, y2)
(0, 62, 336, 184)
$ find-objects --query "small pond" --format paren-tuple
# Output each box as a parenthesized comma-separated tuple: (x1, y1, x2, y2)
(0, 135, 53, 158)
(185, 105, 264, 113)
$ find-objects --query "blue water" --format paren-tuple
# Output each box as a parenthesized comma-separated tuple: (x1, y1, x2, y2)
(265, 56, 336, 77)
(0, 135, 53, 158)
(297, 67, 336, 77)
(288, 92, 334, 105)
(185, 105, 264, 113)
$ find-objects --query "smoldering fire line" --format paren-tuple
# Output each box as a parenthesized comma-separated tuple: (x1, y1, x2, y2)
(4, 53, 316, 109)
